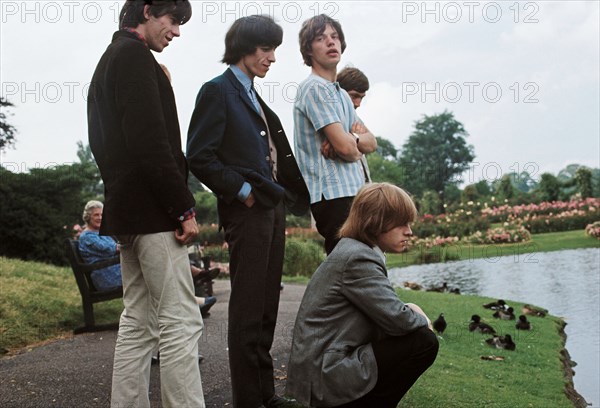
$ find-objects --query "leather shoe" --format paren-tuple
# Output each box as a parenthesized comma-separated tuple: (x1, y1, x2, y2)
(264, 395, 298, 408)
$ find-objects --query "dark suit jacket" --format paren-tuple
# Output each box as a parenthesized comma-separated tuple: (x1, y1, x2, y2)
(187, 68, 309, 216)
(88, 30, 195, 235)
(286, 238, 429, 406)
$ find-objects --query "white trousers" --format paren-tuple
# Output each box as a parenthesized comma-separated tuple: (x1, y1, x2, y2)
(111, 232, 205, 408)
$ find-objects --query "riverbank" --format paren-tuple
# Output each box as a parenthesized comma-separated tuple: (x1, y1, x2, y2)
(386, 229, 599, 268)
(0, 278, 586, 407)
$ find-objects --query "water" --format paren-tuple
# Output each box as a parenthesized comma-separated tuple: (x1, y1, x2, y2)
(388, 248, 600, 406)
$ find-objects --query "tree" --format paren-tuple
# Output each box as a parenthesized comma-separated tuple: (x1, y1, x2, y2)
(375, 136, 398, 160)
(398, 111, 475, 210)
(496, 175, 515, 202)
(537, 173, 561, 202)
(575, 167, 593, 198)
(76, 141, 103, 199)
(366, 152, 404, 186)
(0, 97, 18, 151)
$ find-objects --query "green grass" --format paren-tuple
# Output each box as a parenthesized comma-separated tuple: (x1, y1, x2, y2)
(0, 258, 580, 406)
(0, 257, 123, 352)
(386, 229, 599, 268)
(395, 290, 573, 407)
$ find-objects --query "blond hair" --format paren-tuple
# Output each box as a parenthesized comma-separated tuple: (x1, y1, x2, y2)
(338, 183, 417, 247)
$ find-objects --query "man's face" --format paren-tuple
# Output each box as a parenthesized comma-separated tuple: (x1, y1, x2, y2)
(238, 46, 277, 80)
(309, 24, 342, 70)
(347, 90, 366, 109)
(141, 7, 181, 52)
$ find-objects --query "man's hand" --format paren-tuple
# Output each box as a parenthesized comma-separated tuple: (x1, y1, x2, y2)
(320, 139, 338, 160)
(406, 302, 433, 331)
(175, 218, 199, 245)
(244, 192, 256, 208)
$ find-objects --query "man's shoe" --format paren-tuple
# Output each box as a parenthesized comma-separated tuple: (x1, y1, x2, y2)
(200, 296, 217, 317)
(264, 395, 298, 408)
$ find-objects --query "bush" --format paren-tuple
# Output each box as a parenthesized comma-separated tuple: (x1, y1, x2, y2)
(466, 226, 532, 244)
(202, 245, 229, 263)
(282, 238, 325, 277)
(0, 165, 93, 265)
(585, 221, 600, 239)
(194, 224, 224, 246)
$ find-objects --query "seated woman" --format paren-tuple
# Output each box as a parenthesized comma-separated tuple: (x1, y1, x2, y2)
(286, 183, 439, 408)
(78, 200, 122, 291)
(78, 201, 216, 314)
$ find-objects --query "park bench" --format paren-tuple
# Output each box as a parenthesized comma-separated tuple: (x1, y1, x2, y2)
(65, 239, 122, 334)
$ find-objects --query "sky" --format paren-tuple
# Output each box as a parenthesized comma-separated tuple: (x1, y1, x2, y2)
(1, 0, 599, 188)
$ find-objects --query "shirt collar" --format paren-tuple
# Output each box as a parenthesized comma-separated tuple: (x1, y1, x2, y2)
(121, 27, 148, 47)
(230, 65, 253, 93)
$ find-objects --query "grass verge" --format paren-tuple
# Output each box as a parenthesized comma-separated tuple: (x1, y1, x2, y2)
(386, 229, 599, 268)
(0, 257, 123, 353)
(396, 290, 580, 407)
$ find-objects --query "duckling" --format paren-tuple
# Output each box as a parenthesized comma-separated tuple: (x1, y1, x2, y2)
(515, 315, 531, 330)
(403, 281, 423, 291)
(485, 334, 516, 351)
(522, 304, 547, 317)
(483, 299, 507, 310)
(469, 314, 496, 334)
(433, 313, 447, 336)
(427, 282, 448, 293)
(493, 306, 515, 320)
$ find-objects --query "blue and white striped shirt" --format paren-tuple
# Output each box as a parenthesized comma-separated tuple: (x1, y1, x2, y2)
(293, 74, 365, 204)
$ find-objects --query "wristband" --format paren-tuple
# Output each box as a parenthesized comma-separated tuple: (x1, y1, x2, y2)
(352, 132, 360, 145)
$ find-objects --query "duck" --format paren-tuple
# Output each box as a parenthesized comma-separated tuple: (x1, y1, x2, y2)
(483, 299, 507, 310)
(427, 282, 448, 293)
(515, 315, 531, 330)
(522, 304, 547, 317)
(485, 334, 516, 351)
(469, 314, 496, 334)
(493, 307, 515, 320)
(403, 281, 423, 291)
(449, 287, 461, 295)
(433, 313, 447, 335)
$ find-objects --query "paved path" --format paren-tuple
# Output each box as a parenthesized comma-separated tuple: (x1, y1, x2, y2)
(0, 281, 306, 408)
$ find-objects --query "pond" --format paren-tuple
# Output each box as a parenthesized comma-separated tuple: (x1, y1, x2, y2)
(388, 248, 600, 406)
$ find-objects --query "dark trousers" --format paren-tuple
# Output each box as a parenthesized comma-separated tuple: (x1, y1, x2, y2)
(311, 196, 354, 255)
(219, 200, 286, 408)
(335, 327, 439, 408)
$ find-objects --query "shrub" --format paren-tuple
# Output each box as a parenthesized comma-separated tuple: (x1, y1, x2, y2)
(585, 221, 600, 239)
(466, 226, 531, 244)
(202, 245, 229, 263)
(194, 224, 225, 246)
(282, 238, 325, 277)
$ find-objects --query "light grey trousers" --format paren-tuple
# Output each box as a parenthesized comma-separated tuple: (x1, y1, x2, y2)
(111, 232, 205, 408)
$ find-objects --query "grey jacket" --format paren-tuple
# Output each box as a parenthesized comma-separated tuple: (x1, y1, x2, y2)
(286, 238, 428, 407)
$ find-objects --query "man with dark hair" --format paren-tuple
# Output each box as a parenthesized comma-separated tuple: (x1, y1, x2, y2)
(294, 15, 377, 254)
(87, 1, 204, 407)
(337, 66, 369, 109)
(337, 65, 372, 182)
(187, 15, 308, 408)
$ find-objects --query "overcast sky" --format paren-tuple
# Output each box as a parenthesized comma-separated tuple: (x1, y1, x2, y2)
(1, 1, 598, 186)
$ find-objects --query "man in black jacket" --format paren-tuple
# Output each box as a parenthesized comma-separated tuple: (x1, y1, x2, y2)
(187, 15, 308, 408)
(87, 1, 205, 406)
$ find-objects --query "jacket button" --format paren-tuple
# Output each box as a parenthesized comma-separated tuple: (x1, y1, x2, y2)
(260, 131, 266, 136)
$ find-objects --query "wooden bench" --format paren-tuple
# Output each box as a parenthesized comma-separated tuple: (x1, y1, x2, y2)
(65, 239, 122, 334)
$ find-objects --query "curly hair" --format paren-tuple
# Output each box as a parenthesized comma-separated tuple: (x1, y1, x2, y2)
(82, 200, 104, 224)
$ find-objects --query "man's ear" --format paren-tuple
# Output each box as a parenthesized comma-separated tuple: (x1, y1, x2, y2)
(143, 4, 151, 21)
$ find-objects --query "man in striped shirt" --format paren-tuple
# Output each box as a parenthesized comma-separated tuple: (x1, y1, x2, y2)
(294, 14, 377, 254)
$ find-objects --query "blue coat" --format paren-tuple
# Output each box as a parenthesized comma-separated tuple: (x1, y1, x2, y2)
(286, 238, 429, 406)
(187, 68, 309, 216)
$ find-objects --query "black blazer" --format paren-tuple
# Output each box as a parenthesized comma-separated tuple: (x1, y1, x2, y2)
(187, 68, 309, 216)
(88, 30, 195, 235)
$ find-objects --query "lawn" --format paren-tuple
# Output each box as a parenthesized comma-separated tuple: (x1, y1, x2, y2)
(386, 229, 599, 268)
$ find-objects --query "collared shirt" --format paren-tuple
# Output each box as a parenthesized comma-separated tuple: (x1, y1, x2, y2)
(229, 64, 256, 202)
(294, 74, 365, 204)
(230, 64, 260, 113)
